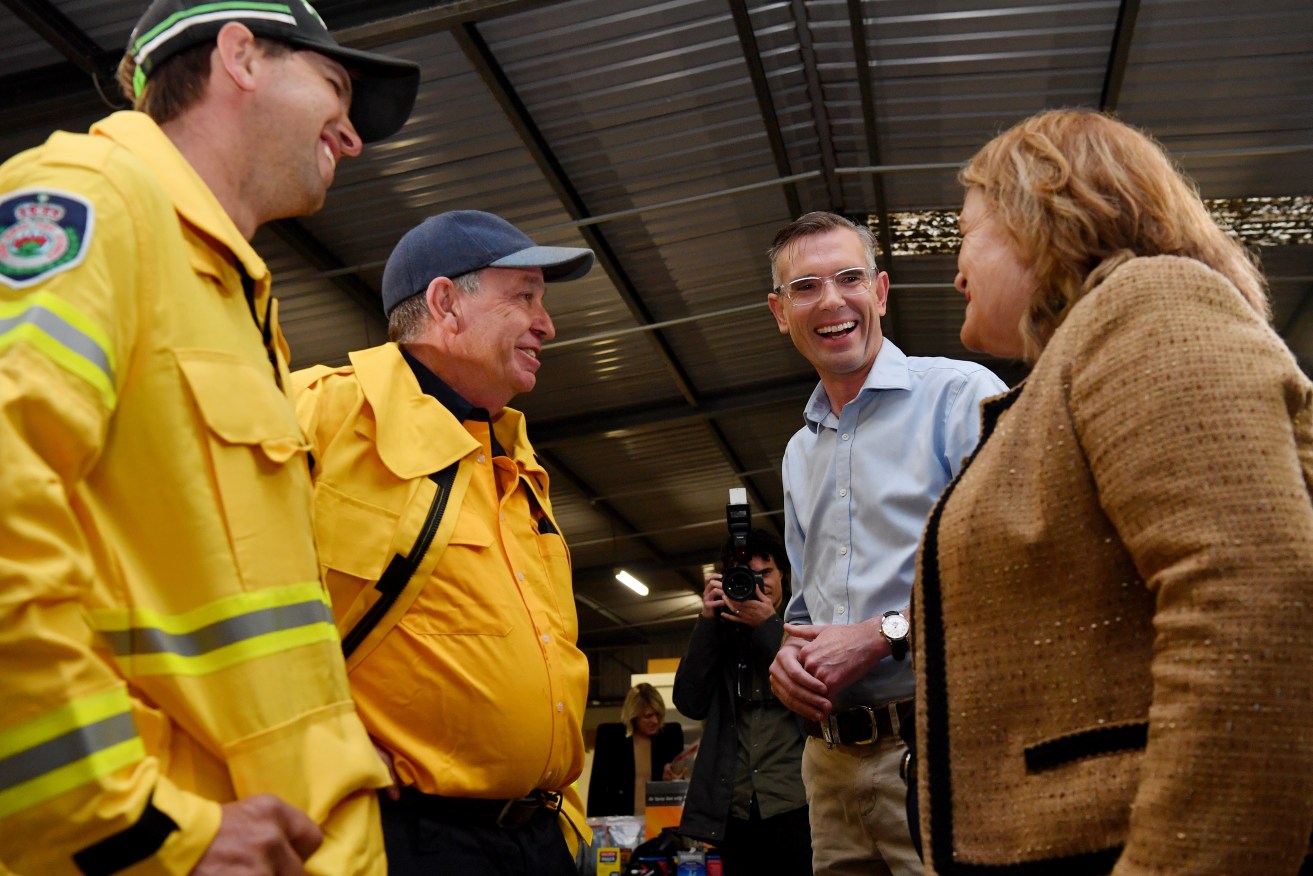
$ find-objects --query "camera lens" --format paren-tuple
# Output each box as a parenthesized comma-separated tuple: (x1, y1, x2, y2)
(721, 565, 760, 601)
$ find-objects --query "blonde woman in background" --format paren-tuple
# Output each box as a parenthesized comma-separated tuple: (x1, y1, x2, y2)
(588, 683, 685, 817)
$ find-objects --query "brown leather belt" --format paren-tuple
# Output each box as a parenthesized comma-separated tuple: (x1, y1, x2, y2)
(804, 699, 913, 746)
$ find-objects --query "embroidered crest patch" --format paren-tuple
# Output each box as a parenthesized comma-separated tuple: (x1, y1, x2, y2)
(0, 189, 95, 289)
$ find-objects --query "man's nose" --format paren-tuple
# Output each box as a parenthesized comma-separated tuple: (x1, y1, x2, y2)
(534, 304, 556, 340)
(816, 275, 847, 308)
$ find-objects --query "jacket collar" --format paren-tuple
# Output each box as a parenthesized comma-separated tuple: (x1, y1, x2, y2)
(90, 111, 270, 289)
(348, 344, 549, 489)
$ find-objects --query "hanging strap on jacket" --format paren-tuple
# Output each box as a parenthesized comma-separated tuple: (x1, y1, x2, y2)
(341, 461, 460, 659)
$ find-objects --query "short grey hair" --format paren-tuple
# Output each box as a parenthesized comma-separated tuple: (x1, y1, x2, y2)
(766, 212, 879, 291)
(387, 269, 483, 344)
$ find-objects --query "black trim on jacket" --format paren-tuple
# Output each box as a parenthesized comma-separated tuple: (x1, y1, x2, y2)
(73, 795, 178, 875)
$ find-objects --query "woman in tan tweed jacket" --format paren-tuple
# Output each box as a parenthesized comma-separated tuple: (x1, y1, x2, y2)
(911, 108, 1313, 875)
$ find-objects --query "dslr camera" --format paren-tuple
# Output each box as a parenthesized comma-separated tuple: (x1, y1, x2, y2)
(720, 488, 761, 602)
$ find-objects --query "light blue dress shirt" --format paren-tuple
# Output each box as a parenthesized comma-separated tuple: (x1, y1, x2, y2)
(781, 339, 1007, 707)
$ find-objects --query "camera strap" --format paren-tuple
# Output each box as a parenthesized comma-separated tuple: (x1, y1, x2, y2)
(341, 461, 461, 660)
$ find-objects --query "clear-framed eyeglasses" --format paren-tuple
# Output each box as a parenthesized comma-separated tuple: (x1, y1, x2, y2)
(775, 266, 876, 306)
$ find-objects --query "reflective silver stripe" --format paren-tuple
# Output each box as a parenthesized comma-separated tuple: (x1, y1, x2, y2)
(0, 305, 113, 385)
(97, 599, 335, 658)
(0, 712, 137, 793)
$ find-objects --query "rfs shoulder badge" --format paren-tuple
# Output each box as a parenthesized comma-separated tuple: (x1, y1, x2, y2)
(0, 189, 95, 289)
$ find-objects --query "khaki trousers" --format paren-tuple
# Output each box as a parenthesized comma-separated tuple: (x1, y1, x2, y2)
(802, 734, 922, 876)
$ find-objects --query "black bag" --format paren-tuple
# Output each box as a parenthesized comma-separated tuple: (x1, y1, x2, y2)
(625, 828, 683, 875)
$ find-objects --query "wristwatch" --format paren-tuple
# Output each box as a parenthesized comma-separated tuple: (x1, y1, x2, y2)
(880, 610, 910, 661)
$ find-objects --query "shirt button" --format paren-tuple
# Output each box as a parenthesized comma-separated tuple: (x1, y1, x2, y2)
(541, 633, 550, 644)
(841, 433, 850, 441)
(839, 546, 848, 556)
(839, 488, 847, 498)
(557, 702, 564, 712)
(477, 453, 486, 463)
(837, 606, 846, 616)
(517, 571, 525, 581)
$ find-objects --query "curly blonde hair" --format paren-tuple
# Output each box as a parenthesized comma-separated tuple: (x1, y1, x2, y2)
(960, 109, 1268, 360)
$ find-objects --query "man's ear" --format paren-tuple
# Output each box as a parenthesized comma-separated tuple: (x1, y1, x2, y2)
(214, 22, 261, 93)
(424, 277, 460, 334)
(872, 271, 890, 317)
(767, 292, 790, 335)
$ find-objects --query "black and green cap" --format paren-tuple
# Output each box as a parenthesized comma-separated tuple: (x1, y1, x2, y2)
(127, 0, 419, 142)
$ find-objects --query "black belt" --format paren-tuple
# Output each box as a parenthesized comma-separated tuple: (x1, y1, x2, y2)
(388, 787, 561, 829)
(804, 699, 913, 746)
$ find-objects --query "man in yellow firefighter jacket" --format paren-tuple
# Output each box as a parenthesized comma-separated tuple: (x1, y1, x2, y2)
(0, 1, 418, 872)
(293, 211, 595, 875)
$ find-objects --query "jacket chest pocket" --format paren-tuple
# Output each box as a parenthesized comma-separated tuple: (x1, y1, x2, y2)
(400, 514, 514, 637)
(312, 480, 402, 630)
(177, 349, 316, 589)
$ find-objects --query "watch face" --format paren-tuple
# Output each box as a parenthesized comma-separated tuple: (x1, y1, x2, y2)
(882, 613, 910, 640)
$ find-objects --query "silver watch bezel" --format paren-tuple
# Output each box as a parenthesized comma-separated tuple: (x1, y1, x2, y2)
(881, 612, 909, 642)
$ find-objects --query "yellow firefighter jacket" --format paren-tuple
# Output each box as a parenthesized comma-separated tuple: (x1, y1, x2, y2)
(0, 112, 387, 875)
(293, 342, 590, 853)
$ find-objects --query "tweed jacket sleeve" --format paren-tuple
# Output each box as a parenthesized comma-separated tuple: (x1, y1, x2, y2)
(1064, 256, 1313, 874)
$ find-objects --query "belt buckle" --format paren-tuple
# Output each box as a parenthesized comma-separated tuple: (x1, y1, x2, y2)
(850, 705, 879, 745)
(822, 707, 879, 745)
(497, 795, 540, 828)
(496, 790, 560, 829)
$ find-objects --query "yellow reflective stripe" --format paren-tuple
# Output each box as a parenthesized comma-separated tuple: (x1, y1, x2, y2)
(90, 581, 327, 635)
(106, 622, 340, 678)
(89, 582, 340, 678)
(0, 738, 144, 820)
(0, 291, 117, 409)
(0, 688, 144, 819)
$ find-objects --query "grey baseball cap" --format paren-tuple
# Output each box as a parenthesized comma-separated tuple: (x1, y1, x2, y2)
(382, 210, 595, 315)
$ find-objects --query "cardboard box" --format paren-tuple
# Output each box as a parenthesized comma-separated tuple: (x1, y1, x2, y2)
(644, 779, 689, 840)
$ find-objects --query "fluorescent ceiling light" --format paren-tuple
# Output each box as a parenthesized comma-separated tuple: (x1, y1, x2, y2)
(615, 570, 649, 596)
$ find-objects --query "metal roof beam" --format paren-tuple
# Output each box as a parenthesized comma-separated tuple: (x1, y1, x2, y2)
(2, 0, 116, 77)
(532, 376, 819, 447)
(703, 420, 781, 540)
(328, 0, 555, 47)
(1100, 0, 1141, 111)
(727, 0, 801, 218)
(267, 220, 388, 328)
(535, 448, 704, 596)
(790, 0, 844, 210)
(453, 21, 703, 409)
(846, 0, 900, 340)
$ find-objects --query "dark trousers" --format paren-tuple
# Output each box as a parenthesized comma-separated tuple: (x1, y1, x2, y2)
(379, 790, 576, 876)
(718, 802, 813, 876)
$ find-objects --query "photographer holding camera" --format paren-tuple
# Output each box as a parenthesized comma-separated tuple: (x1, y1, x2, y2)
(673, 506, 812, 875)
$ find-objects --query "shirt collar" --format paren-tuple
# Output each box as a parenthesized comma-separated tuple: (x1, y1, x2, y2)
(802, 339, 912, 430)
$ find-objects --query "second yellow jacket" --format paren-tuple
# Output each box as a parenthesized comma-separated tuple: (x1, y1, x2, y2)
(293, 342, 590, 849)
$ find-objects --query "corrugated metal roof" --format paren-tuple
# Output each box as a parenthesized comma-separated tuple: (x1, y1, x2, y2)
(2, 0, 1310, 669)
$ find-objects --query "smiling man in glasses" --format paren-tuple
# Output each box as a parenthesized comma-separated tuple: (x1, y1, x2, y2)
(764, 212, 1005, 876)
